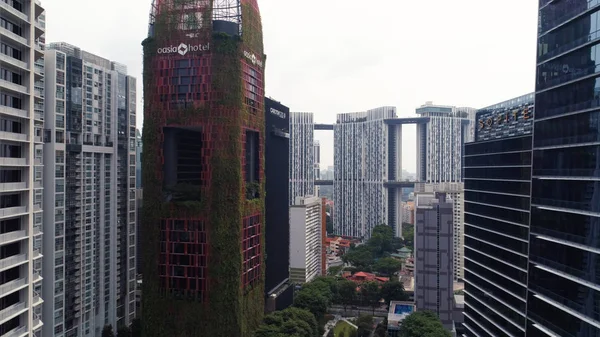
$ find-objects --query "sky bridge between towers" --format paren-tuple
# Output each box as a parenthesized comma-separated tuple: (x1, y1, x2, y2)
(314, 117, 430, 130)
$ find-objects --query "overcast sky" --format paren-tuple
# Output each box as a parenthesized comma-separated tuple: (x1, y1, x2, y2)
(42, 0, 538, 172)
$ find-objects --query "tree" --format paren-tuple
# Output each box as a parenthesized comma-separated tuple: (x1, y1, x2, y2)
(339, 331, 346, 337)
(399, 311, 451, 337)
(368, 225, 394, 256)
(355, 315, 374, 337)
(360, 281, 381, 315)
(130, 319, 142, 337)
(374, 257, 402, 276)
(256, 307, 319, 337)
(374, 317, 388, 337)
(102, 325, 115, 337)
(116, 326, 131, 337)
(401, 223, 414, 251)
(342, 245, 374, 270)
(380, 281, 408, 305)
(326, 329, 334, 337)
(293, 288, 329, 320)
(338, 279, 357, 310)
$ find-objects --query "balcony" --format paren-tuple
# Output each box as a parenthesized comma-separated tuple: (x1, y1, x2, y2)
(34, 0, 43, 18)
(0, 229, 26, 244)
(0, 302, 26, 325)
(0, 2, 28, 23)
(33, 88, 43, 99)
(0, 27, 28, 47)
(32, 292, 42, 306)
(0, 254, 26, 272)
(0, 277, 27, 297)
(0, 131, 28, 143)
(3, 325, 27, 337)
(0, 158, 27, 166)
(0, 53, 27, 71)
(0, 105, 28, 119)
(0, 79, 28, 95)
(32, 314, 42, 330)
(33, 180, 42, 189)
(34, 21, 44, 39)
(32, 249, 41, 260)
(0, 182, 27, 192)
(34, 110, 43, 121)
(0, 206, 27, 218)
(32, 226, 42, 236)
(32, 271, 42, 283)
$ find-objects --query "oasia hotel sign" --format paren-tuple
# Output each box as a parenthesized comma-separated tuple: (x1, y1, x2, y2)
(476, 104, 534, 141)
(157, 42, 210, 56)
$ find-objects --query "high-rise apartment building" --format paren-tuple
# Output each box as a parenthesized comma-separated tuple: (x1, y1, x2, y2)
(414, 192, 454, 329)
(415, 102, 474, 184)
(290, 112, 315, 202)
(264, 97, 293, 312)
(43, 43, 137, 337)
(0, 1, 45, 336)
(463, 94, 533, 337)
(333, 107, 397, 238)
(415, 102, 474, 281)
(141, 0, 266, 335)
(527, 2, 600, 335)
(289, 196, 322, 284)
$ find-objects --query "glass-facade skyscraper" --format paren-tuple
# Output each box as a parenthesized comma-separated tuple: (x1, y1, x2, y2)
(529, 1, 600, 335)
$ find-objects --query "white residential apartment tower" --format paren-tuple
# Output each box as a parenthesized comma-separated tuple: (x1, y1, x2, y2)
(333, 107, 398, 239)
(289, 112, 315, 203)
(0, 1, 45, 336)
(42, 43, 137, 337)
(289, 196, 322, 284)
(415, 102, 475, 281)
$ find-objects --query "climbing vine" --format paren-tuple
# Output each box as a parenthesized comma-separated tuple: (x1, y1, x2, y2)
(141, 1, 266, 336)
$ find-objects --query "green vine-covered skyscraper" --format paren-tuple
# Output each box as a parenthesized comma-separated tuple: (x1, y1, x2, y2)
(141, 1, 265, 336)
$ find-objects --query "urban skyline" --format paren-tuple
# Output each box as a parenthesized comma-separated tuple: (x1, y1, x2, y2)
(41, 0, 537, 171)
(3, 1, 596, 337)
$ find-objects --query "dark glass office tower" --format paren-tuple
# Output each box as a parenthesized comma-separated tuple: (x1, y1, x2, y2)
(530, 1, 600, 336)
(264, 98, 294, 312)
(463, 94, 534, 337)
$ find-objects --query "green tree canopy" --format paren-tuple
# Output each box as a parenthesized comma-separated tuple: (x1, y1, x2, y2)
(360, 281, 381, 314)
(368, 225, 394, 257)
(255, 307, 319, 337)
(355, 315, 374, 337)
(338, 279, 358, 310)
(293, 288, 329, 320)
(342, 245, 374, 270)
(399, 311, 451, 337)
(380, 281, 408, 304)
(374, 257, 403, 276)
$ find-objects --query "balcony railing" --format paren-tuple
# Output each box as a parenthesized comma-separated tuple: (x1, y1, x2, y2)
(0, 277, 27, 297)
(0, 230, 26, 244)
(0, 158, 27, 166)
(4, 325, 27, 337)
(0, 26, 28, 47)
(0, 206, 27, 218)
(0, 1, 29, 23)
(0, 53, 27, 70)
(0, 182, 27, 191)
(0, 105, 28, 118)
(0, 302, 26, 322)
(0, 254, 27, 271)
